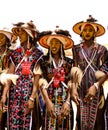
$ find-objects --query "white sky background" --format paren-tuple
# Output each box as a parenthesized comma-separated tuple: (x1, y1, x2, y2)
(0, 0, 108, 45)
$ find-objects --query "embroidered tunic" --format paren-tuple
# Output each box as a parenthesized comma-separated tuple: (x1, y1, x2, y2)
(40, 56, 73, 130)
(73, 43, 108, 130)
(7, 47, 43, 130)
(100, 60, 108, 130)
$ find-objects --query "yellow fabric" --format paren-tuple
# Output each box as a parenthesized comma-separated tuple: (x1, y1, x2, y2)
(33, 65, 42, 75)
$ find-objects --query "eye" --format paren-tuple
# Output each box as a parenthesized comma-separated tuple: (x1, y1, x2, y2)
(0, 34, 6, 39)
(83, 28, 87, 32)
(89, 28, 93, 32)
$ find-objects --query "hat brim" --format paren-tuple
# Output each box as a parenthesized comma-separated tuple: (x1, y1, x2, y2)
(73, 22, 105, 37)
(39, 34, 74, 50)
(12, 27, 34, 38)
(0, 30, 12, 40)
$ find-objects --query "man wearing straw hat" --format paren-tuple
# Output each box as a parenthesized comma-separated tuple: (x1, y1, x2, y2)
(37, 28, 74, 129)
(1, 21, 43, 130)
(0, 28, 13, 130)
(71, 15, 108, 130)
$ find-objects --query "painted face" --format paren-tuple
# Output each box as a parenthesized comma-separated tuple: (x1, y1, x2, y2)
(49, 38, 61, 54)
(81, 24, 95, 41)
(0, 33, 7, 47)
(16, 29, 32, 50)
(18, 29, 28, 44)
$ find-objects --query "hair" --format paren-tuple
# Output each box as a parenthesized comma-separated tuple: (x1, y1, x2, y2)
(6, 37, 11, 47)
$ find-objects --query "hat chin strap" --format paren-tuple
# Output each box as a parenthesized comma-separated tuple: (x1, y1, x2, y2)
(27, 36, 31, 50)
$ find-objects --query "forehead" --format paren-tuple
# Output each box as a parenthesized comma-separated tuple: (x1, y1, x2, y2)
(50, 38, 61, 43)
(83, 24, 94, 29)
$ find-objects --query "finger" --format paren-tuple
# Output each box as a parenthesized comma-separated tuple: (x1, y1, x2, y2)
(75, 97, 80, 105)
(25, 108, 31, 115)
(52, 111, 56, 118)
(84, 94, 92, 102)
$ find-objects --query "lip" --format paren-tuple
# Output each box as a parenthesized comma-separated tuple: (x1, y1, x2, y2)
(52, 47, 56, 51)
(86, 34, 90, 37)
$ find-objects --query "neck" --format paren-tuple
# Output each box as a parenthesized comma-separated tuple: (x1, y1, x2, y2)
(82, 41, 94, 48)
(53, 54, 60, 61)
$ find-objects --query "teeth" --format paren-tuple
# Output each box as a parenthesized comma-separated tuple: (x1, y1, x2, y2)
(52, 48, 56, 51)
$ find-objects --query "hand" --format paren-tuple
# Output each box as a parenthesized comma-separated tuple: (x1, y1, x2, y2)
(46, 100, 56, 118)
(0, 101, 8, 113)
(84, 85, 97, 102)
(70, 85, 80, 105)
(25, 99, 34, 115)
(60, 101, 70, 117)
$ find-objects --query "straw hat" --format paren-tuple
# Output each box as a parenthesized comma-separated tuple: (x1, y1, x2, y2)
(39, 29, 74, 50)
(0, 28, 12, 46)
(12, 21, 39, 38)
(73, 15, 105, 37)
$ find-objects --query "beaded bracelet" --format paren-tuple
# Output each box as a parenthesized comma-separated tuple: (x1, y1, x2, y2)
(29, 97, 35, 102)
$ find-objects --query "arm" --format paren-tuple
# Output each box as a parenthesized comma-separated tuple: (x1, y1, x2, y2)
(84, 74, 108, 102)
(25, 64, 41, 114)
(70, 67, 83, 105)
(1, 62, 15, 104)
(40, 86, 56, 118)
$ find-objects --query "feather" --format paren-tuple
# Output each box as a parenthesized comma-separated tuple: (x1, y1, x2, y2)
(0, 71, 19, 85)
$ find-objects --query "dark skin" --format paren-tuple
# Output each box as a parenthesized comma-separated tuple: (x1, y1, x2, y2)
(40, 38, 70, 118)
(0, 30, 40, 114)
(71, 24, 108, 105)
(71, 72, 108, 105)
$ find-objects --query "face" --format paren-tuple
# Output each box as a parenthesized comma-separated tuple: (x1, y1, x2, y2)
(18, 29, 28, 44)
(0, 33, 7, 47)
(49, 38, 61, 55)
(17, 29, 31, 50)
(81, 24, 96, 41)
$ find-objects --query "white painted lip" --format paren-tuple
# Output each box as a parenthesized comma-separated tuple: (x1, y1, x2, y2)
(52, 47, 56, 51)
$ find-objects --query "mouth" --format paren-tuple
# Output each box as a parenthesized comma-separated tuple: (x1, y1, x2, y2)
(52, 47, 56, 51)
(86, 34, 90, 37)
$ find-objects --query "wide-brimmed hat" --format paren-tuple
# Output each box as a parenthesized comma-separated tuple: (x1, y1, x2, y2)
(73, 15, 105, 37)
(0, 29, 12, 40)
(12, 21, 39, 38)
(0, 28, 12, 46)
(39, 29, 74, 50)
